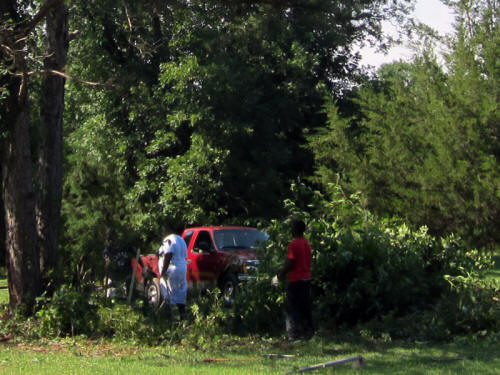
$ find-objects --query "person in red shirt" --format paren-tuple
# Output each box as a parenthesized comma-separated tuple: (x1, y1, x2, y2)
(277, 219, 314, 341)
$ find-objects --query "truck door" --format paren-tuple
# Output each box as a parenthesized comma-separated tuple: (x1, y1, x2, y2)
(186, 230, 220, 288)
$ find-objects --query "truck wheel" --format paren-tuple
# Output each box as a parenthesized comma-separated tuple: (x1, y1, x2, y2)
(146, 277, 161, 309)
(220, 274, 238, 306)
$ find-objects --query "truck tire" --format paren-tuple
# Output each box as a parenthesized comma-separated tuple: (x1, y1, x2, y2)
(146, 277, 162, 309)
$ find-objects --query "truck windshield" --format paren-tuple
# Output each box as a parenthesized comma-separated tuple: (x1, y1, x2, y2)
(213, 228, 269, 251)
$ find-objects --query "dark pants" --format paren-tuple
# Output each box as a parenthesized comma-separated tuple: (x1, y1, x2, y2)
(286, 279, 313, 340)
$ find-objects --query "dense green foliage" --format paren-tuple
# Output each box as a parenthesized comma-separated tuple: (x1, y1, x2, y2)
(3, 185, 498, 342)
(35, 285, 99, 337)
(230, 279, 285, 335)
(1, 0, 499, 345)
(60, 0, 412, 268)
(309, 0, 500, 250)
(258, 184, 499, 337)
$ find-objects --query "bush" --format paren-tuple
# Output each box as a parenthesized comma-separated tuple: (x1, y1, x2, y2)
(312, 224, 493, 326)
(35, 285, 99, 337)
(96, 301, 171, 344)
(259, 182, 498, 338)
(229, 279, 285, 335)
(180, 290, 228, 348)
(435, 273, 500, 335)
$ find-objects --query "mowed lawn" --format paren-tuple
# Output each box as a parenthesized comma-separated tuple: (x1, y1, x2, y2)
(0, 335, 499, 375)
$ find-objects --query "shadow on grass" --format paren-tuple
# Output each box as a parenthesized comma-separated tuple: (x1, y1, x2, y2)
(336, 335, 496, 373)
(483, 255, 500, 281)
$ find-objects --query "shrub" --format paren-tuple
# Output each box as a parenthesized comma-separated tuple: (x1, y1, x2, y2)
(312, 224, 493, 326)
(174, 289, 228, 349)
(97, 303, 146, 340)
(260, 182, 498, 337)
(229, 279, 285, 335)
(35, 285, 99, 337)
(436, 273, 500, 335)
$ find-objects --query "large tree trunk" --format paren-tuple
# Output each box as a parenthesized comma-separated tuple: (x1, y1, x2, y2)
(0, 177, 4, 268)
(36, 2, 69, 283)
(0, 0, 58, 315)
(1, 79, 41, 315)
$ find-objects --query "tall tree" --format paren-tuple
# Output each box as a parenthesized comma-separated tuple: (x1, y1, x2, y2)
(0, 0, 66, 313)
(309, 0, 499, 249)
(1, 1, 40, 314)
(61, 0, 178, 256)
(36, 1, 69, 284)
(61, 0, 412, 260)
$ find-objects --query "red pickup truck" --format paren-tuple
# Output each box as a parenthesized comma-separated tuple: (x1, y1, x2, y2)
(132, 226, 267, 307)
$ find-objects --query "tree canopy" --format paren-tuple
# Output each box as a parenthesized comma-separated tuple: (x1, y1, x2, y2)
(1, 0, 499, 316)
(309, 0, 499, 249)
(61, 0, 412, 252)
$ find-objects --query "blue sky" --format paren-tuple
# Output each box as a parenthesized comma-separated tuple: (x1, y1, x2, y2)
(360, 0, 456, 66)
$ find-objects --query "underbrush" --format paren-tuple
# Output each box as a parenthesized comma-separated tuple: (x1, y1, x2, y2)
(259, 184, 500, 340)
(2, 273, 497, 348)
(2, 185, 498, 346)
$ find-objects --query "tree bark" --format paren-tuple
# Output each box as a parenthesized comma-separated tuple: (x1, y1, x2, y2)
(36, 2, 69, 283)
(0, 0, 58, 315)
(0, 175, 4, 268)
(1, 76, 41, 314)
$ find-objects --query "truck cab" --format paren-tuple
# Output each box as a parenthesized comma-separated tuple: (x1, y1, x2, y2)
(133, 226, 267, 307)
(184, 226, 265, 296)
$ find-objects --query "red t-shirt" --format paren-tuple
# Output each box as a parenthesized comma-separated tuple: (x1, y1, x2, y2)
(287, 237, 312, 282)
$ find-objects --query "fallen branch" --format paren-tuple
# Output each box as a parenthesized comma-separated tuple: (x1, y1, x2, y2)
(263, 354, 295, 359)
(298, 355, 365, 372)
(203, 357, 259, 363)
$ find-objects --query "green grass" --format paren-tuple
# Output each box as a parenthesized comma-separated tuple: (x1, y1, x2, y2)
(0, 335, 499, 374)
(483, 255, 500, 282)
(0, 275, 8, 308)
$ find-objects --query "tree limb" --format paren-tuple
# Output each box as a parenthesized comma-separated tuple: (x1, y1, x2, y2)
(69, 30, 80, 42)
(30, 69, 114, 87)
(19, 0, 64, 37)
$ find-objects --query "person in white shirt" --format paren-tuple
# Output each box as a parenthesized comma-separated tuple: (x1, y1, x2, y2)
(158, 228, 188, 320)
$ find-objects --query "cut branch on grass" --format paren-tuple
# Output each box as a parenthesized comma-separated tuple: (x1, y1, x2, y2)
(298, 356, 366, 372)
